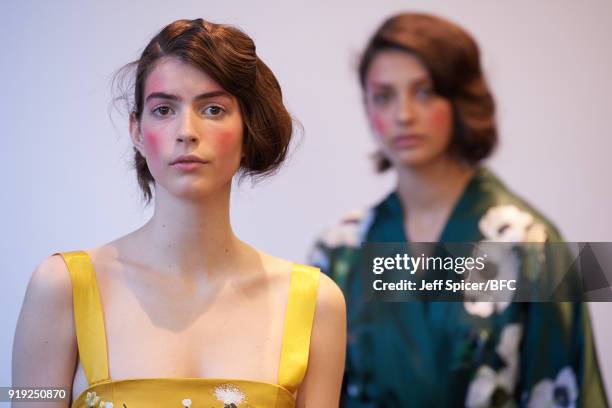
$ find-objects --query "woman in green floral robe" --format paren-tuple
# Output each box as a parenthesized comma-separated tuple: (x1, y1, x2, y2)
(309, 13, 608, 408)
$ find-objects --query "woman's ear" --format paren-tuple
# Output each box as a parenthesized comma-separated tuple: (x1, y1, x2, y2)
(129, 112, 145, 156)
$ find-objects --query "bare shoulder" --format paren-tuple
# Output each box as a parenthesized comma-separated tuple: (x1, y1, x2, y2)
(296, 270, 346, 406)
(19, 254, 75, 336)
(13, 255, 78, 389)
(255, 250, 294, 280)
(27, 254, 73, 303)
(314, 273, 346, 321)
(87, 225, 147, 261)
(86, 234, 132, 261)
(81, 234, 139, 275)
(257, 250, 346, 312)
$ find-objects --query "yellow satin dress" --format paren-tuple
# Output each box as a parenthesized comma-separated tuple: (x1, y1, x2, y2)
(59, 251, 320, 408)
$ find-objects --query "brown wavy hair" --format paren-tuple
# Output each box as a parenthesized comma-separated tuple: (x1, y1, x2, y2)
(115, 18, 293, 202)
(358, 13, 497, 172)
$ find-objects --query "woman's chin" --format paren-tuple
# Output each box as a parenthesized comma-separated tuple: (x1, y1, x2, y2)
(389, 148, 452, 170)
(165, 182, 231, 201)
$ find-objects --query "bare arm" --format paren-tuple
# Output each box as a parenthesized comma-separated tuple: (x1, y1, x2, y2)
(296, 273, 347, 408)
(12, 255, 77, 407)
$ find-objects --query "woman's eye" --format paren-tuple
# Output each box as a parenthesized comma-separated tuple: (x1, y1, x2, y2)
(415, 86, 435, 101)
(203, 105, 225, 117)
(152, 106, 173, 117)
(373, 92, 393, 106)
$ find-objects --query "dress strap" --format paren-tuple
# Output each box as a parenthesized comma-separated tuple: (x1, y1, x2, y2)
(58, 251, 110, 385)
(277, 264, 321, 394)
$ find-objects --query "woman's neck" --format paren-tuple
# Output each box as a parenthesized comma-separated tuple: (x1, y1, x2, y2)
(127, 183, 251, 279)
(396, 157, 475, 212)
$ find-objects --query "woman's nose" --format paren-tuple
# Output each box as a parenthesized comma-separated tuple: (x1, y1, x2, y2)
(176, 134, 198, 143)
(396, 94, 417, 124)
(177, 109, 200, 144)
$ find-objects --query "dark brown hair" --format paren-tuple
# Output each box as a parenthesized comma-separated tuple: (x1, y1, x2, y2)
(359, 13, 497, 172)
(116, 18, 293, 202)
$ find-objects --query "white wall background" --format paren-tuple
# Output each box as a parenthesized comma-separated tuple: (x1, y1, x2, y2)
(2, 0, 611, 400)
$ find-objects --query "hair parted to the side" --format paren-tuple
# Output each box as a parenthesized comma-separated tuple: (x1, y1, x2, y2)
(114, 18, 293, 203)
(358, 13, 497, 172)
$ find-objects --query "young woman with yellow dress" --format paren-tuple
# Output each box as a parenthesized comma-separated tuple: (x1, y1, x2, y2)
(13, 18, 346, 408)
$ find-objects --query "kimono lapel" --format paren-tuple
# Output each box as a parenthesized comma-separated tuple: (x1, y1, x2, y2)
(370, 168, 498, 402)
(365, 191, 441, 402)
(427, 168, 502, 395)
(437, 167, 497, 243)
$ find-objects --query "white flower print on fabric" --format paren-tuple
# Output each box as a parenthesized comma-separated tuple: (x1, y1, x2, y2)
(85, 391, 113, 408)
(309, 208, 375, 274)
(524, 223, 547, 243)
(464, 242, 519, 317)
(465, 366, 514, 408)
(213, 384, 246, 408)
(527, 367, 578, 408)
(182, 398, 192, 407)
(317, 208, 374, 249)
(495, 324, 523, 367)
(464, 301, 510, 318)
(466, 324, 523, 408)
(478, 205, 547, 243)
(465, 205, 547, 317)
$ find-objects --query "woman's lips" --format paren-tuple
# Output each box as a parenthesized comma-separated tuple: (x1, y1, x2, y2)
(171, 161, 207, 171)
(393, 134, 424, 148)
(170, 155, 209, 171)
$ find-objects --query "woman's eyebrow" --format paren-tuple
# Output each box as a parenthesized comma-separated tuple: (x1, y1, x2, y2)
(145, 90, 232, 103)
(194, 90, 232, 101)
(410, 76, 432, 87)
(369, 82, 394, 90)
(145, 92, 179, 102)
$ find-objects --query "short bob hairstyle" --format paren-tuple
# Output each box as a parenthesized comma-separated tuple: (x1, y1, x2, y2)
(358, 13, 497, 172)
(117, 18, 293, 202)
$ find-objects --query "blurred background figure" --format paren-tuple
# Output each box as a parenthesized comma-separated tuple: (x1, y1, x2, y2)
(310, 12, 608, 407)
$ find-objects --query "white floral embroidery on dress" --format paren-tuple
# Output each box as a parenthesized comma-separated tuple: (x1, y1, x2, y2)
(213, 384, 246, 408)
(465, 205, 547, 318)
(465, 324, 523, 408)
(527, 367, 578, 408)
(85, 391, 113, 408)
(181, 398, 192, 407)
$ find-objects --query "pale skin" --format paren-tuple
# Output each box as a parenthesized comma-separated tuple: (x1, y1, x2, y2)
(12, 57, 346, 407)
(364, 50, 476, 242)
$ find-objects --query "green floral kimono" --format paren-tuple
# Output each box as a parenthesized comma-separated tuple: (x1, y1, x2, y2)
(309, 168, 608, 407)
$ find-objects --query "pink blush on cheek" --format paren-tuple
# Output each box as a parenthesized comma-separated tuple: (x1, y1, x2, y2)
(424, 102, 452, 130)
(210, 129, 242, 154)
(370, 113, 388, 136)
(142, 129, 163, 171)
